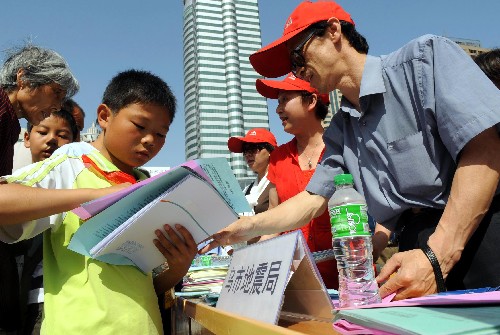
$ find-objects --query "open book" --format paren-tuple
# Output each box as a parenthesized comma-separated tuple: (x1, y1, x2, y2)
(68, 157, 249, 273)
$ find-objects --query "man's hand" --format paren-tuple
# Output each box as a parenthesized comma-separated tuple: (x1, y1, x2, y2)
(376, 249, 436, 300)
(198, 216, 259, 254)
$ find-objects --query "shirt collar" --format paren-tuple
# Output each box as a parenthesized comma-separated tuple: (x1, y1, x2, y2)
(359, 55, 386, 97)
(82, 150, 148, 184)
(339, 55, 386, 117)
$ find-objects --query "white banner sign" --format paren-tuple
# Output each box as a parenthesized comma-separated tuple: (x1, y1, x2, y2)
(216, 231, 334, 324)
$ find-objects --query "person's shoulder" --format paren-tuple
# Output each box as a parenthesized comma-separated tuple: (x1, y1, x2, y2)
(273, 140, 294, 156)
(384, 35, 458, 63)
(8, 152, 83, 185)
(269, 139, 295, 164)
(405, 34, 461, 52)
(53, 142, 96, 157)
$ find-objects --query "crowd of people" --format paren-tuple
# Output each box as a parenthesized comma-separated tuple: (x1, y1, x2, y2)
(1, 1, 499, 334)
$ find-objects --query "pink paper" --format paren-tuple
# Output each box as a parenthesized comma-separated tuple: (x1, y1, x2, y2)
(336, 291, 500, 310)
(333, 319, 396, 335)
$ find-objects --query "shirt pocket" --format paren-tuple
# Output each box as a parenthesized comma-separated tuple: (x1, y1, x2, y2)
(385, 131, 440, 196)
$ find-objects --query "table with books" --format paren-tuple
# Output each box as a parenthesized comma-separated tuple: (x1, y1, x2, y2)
(170, 253, 339, 335)
(171, 297, 339, 335)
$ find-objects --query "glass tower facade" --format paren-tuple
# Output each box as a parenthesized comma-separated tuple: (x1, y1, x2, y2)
(183, 0, 269, 180)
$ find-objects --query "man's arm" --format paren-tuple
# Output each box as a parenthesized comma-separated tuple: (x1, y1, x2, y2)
(0, 183, 130, 226)
(200, 190, 328, 253)
(377, 127, 500, 299)
(372, 223, 391, 262)
(253, 184, 280, 243)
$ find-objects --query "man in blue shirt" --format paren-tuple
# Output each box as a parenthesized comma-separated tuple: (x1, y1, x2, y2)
(203, 1, 500, 300)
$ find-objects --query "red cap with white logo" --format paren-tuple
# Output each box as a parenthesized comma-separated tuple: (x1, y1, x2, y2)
(256, 73, 330, 104)
(250, 1, 354, 78)
(227, 128, 278, 153)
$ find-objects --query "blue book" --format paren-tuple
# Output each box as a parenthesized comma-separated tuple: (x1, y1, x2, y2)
(68, 157, 249, 272)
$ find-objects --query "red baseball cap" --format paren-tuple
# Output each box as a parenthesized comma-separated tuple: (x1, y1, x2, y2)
(256, 73, 330, 104)
(228, 128, 278, 153)
(250, 1, 354, 78)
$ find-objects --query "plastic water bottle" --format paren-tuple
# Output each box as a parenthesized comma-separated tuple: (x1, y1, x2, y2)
(328, 174, 381, 308)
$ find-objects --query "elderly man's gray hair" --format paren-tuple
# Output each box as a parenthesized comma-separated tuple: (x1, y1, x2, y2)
(0, 44, 79, 97)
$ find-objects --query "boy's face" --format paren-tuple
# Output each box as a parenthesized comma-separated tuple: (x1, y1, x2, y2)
(24, 114, 75, 163)
(96, 102, 171, 175)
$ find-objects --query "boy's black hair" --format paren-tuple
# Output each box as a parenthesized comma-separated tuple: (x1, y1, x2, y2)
(301, 92, 330, 120)
(102, 69, 177, 122)
(310, 20, 369, 54)
(63, 98, 85, 118)
(27, 109, 79, 140)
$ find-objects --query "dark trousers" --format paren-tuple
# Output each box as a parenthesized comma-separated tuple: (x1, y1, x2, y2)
(398, 195, 500, 290)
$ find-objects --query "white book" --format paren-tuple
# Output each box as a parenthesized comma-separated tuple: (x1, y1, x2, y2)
(87, 175, 237, 273)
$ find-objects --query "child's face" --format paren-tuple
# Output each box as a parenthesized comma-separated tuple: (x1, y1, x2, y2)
(97, 102, 171, 174)
(24, 114, 74, 163)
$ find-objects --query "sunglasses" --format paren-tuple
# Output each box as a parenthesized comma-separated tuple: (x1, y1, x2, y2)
(290, 29, 320, 76)
(242, 145, 264, 156)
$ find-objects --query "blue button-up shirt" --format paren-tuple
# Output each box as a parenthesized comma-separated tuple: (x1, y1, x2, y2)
(307, 35, 500, 229)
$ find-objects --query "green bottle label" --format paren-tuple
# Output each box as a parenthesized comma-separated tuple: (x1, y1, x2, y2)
(329, 204, 370, 237)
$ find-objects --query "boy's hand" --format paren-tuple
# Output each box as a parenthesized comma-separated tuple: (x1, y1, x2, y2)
(154, 224, 198, 273)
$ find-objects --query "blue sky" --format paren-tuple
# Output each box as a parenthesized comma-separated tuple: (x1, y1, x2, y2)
(1, 0, 498, 167)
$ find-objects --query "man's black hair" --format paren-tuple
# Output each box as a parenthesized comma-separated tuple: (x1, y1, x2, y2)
(311, 20, 369, 54)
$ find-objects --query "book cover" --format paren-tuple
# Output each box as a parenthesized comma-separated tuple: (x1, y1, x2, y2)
(68, 157, 247, 272)
(72, 157, 250, 219)
(335, 305, 500, 335)
(334, 291, 500, 334)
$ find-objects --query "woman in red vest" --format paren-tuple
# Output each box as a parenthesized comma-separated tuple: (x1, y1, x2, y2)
(255, 73, 338, 289)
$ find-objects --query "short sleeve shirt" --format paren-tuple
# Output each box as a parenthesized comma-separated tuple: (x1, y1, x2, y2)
(0, 146, 162, 334)
(307, 35, 500, 230)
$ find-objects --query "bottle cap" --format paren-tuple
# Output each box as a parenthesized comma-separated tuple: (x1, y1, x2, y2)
(334, 173, 353, 186)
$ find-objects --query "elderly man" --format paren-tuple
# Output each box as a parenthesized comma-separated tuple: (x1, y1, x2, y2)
(203, 1, 500, 300)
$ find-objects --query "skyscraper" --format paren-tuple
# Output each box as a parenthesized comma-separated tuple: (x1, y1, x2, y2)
(183, 0, 269, 182)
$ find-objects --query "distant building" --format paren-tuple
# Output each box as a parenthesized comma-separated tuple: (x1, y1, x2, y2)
(182, 0, 269, 186)
(323, 89, 343, 129)
(81, 121, 100, 143)
(450, 37, 490, 57)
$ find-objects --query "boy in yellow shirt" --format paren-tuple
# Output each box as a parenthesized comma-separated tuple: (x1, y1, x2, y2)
(1, 69, 197, 334)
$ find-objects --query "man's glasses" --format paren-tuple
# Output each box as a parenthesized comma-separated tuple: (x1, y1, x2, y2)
(242, 145, 264, 156)
(290, 29, 319, 76)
